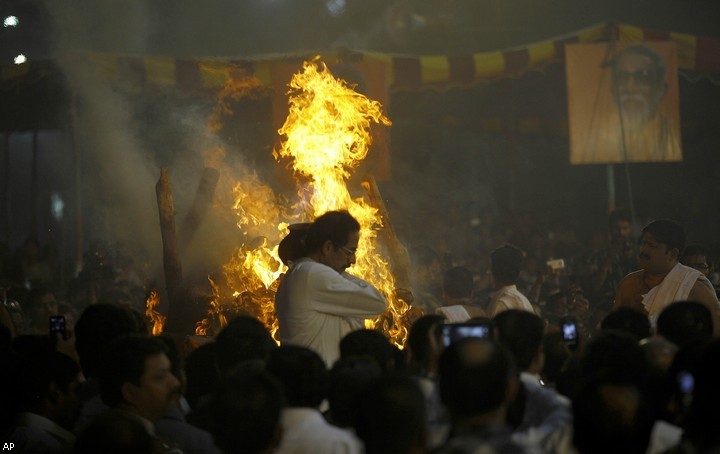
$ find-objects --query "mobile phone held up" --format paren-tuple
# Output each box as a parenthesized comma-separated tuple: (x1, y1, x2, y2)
(560, 317, 578, 351)
(441, 321, 494, 347)
(49, 315, 66, 339)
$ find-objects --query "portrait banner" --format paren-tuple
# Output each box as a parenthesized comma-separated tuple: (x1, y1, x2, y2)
(566, 42, 682, 164)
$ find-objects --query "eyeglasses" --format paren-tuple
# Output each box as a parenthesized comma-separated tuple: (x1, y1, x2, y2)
(687, 263, 710, 271)
(614, 69, 662, 86)
(337, 245, 357, 257)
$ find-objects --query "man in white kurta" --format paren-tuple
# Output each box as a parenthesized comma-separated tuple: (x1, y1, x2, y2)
(275, 210, 387, 367)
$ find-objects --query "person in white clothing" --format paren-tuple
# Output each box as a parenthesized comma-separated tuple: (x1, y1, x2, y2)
(275, 210, 387, 367)
(488, 244, 535, 317)
(613, 219, 720, 331)
(267, 345, 363, 454)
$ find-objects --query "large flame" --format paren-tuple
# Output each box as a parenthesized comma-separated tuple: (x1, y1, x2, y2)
(275, 60, 409, 347)
(194, 59, 409, 347)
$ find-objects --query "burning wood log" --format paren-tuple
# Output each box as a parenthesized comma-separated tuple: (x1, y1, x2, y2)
(179, 167, 220, 248)
(155, 168, 185, 333)
(361, 174, 411, 290)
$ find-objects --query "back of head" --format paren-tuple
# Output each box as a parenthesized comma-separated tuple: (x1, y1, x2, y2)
(98, 335, 168, 408)
(578, 330, 648, 389)
(406, 314, 444, 372)
(439, 337, 515, 420)
(184, 342, 221, 410)
(278, 223, 311, 266)
(641, 219, 685, 253)
(680, 244, 712, 262)
(493, 309, 545, 371)
(74, 409, 156, 454)
(75, 303, 144, 378)
(328, 356, 383, 428)
(657, 301, 713, 349)
(490, 244, 524, 285)
(265, 345, 327, 408)
(215, 316, 277, 376)
(601, 307, 652, 342)
(572, 380, 653, 454)
(15, 350, 81, 414)
(355, 375, 427, 454)
(442, 266, 474, 299)
(304, 210, 360, 253)
(339, 329, 395, 372)
(207, 369, 285, 454)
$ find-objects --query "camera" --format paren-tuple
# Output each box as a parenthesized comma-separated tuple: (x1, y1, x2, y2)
(441, 321, 493, 347)
(49, 315, 66, 338)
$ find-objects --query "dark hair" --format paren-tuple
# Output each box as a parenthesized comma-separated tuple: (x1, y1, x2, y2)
(184, 342, 221, 410)
(15, 351, 80, 413)
(657, 301, 713, 349)
(265, 345, 328, 408)
(442, 266, 474, 299)
(681, 244, 713, 263)
(355, 375, 427, 454)
(214, 316, 277, 376)
(277, 223, 311, 266)
(339, 329, 395, 372)
(439, 338, 515, 420)
(490, 244, 524, 284)
(207, 369, 284, 454)
(25, 285, 55, 310)
(98, 335, 168, 407)
(493, 309, 545, 371)
(75, 304, 145, 378)
(74, 409, 156, 454)
(406, 315, 445, 373)
(304, 210, 360, 253)
(641, 219, 685, 253)
(328, 356, 383, 428)
(601, 307, 652, 342)
(608, 208, 632, 226)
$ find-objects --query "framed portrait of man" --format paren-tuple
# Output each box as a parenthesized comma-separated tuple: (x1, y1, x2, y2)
(566, 42, 682, 164)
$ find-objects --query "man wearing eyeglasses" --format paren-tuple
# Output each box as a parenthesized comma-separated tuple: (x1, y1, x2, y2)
(607, 43, 681, 162)
(275, 210, 388, 366)
(681, 244, 720, 299)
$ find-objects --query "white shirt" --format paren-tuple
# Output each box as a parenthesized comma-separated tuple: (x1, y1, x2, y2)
(275, 407, 363, 454)
(275, 258, 387, 366)
(490, 285, 534, 316)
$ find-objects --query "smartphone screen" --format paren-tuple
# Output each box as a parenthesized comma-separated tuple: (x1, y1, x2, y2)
(442, 322, 493, 347)
(49, 315, 66, 338)
(561, 321, 578, 350)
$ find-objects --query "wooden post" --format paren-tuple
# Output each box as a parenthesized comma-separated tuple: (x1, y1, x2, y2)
(179, 167, 219, 248)
(155, 168, 185, 333)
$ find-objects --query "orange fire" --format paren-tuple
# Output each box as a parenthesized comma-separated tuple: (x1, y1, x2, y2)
(194, 59, 409, 347)
(145, 289, 166, 336)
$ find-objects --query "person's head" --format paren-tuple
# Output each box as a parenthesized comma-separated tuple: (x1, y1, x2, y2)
(490, 244, 524, 287)
(304, 210, 360, 273)
(214, 316, 277, 376)
(74, 409, 157, 454)
(265, 345, 327, 408)
(15, 351, 81, 431)
(277, 223, 311, 267)
(339, 329, 395, 372)
(656, 301, 713, 349)
(328, 356, 383, 428)
(184, 342, 221, 410)
(493, 309, 545, 373)
(601, 307, 652, 342)
(207, 369, 284, 454)
(438, 337, 517, 422)
(610, 44, 666, 129)
(75, 303, 145, 378)
(99, 335, 181, 422)
(24, 285, 58, 329)
(355, 375, 427, 454)
(406, 314, 445, 374)
(638, 219, 684, 274)
(572, 380, 654, 454)
(442, 266, 474, 302)
(680, 244, 714, 278)
(608, 208, 633, 241)
(409, 244, 441, 283)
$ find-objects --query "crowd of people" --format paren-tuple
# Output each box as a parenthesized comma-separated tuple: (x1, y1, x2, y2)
(1, 208, 720, 453)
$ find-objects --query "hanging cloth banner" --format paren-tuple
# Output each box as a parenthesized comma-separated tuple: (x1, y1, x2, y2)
(566, 42, 682, 164)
